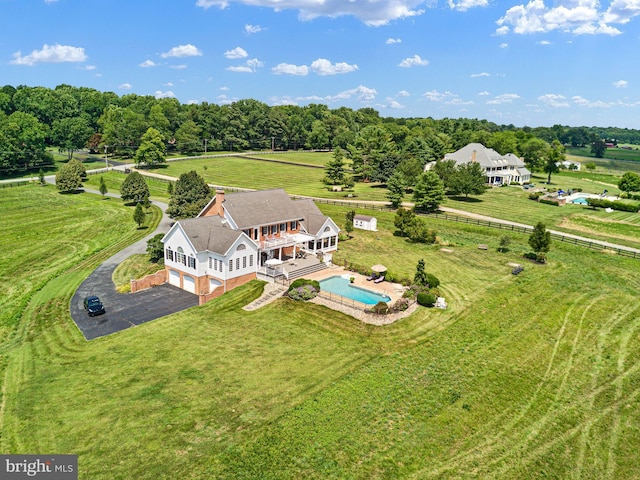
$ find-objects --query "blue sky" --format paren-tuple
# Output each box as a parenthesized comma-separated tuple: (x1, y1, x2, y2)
(3, 0, 640, 128)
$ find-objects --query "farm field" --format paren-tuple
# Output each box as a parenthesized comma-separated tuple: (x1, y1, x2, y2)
(84, 162, 640, 250)
(149, 154, 389, 202)
(1, 187, 640, 478)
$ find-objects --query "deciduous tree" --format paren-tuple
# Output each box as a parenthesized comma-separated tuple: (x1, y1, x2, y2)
(135, 127, 166, 168)
(529, 222, 551, 257)
(449, 162, 486, 198)
(55, 161, 82, 192)
(99, 176, 108, 197)
(133, 202, 145, 227)
(167, 170, 212, 219)
(120, 171, 150, 204)
(618, 172, 640, 193)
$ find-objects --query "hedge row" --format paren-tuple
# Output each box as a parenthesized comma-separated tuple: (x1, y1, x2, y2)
(586, 198, 640, 212)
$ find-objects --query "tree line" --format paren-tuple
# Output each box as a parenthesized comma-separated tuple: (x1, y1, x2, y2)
(2, 83, 640, 175)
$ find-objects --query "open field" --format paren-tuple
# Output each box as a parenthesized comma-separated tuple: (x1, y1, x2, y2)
(566, 146, 640, 163)
(0, 185, 160, 338)
(84, 171, 171, 203)
(83, 165, 640, 250)
(1, 188, 640, 478)
(150, 155, 389, 201)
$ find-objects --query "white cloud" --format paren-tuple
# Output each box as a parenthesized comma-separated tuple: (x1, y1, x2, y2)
(572, 95, 610, 108)
(244, 24, 262, 34)
(386, 38, 402, 44)
(471, 72, 490, 78)
(421, 90, 473, 105)
(196, 0, 425, 26)
(499, 42, 509, 48)
(398, 54, 429, 67)
(537, 39, 551, 45)
(378, 98, 406, 109)
(219, 86, 230, 91)
(155, 90, 176, 99)
(397, 90, 410, 97)
(170, 64, 188, 69)
(272, 63, 310, 75)
(448, 0, 488, 12)
(269, 96, 299, 106)
(613, 79, 628, 88)
(423, 90, 456, 102)
(297, 95, 325, 102)
(538, 93, 569, 107)
(496, 0, 631, 36)
(139, 59, 157, 68)
(119, 83, 132, 90)
(247, 58, 264, 68)
(310, 58, 358, 75)
(44, 0, 58, 3)
(161, 44, 202, 58)
(164, 82, 174, 87)
(79, 65, 96, 71)
(11, 43, 87, 66)
(478, 91, 490, 96)
(225, 47, 248, 59)
(604, 0, 640, 24)
(335, 85, 377, 101)
(227, 58, 264, 73)
(487, 93, 520, 104)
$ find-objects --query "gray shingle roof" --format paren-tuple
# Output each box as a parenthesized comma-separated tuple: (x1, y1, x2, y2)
(223, 189, 308, 229)
(444, 143, 525, 169)
(178, 216, 245, 255)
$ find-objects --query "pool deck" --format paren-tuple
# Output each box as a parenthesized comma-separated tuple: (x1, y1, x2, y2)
(303, 265, 407, 304)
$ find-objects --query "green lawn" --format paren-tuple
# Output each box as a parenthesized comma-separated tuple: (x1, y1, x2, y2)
(2, 188, 640, 478)
(151, 155, 388, 201)
(84, 171, 172, 203)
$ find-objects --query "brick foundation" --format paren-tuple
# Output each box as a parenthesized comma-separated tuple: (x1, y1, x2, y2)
(130, 270, 167, 293)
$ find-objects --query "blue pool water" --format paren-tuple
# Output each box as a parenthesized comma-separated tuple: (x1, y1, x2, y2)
(571, 197, 589, 205)
(319, 275, 391, 305)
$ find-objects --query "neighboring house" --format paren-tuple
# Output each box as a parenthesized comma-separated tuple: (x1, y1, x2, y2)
(162, 188, 340, 301)
(353, 214, 377, 231)
(442, 143, 532, 185)
(558, 160, 580, 170)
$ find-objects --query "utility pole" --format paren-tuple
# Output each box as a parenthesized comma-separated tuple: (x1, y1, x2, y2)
(104, 145, 108, 171)
(204, 138, 208, 154)
(271, 136, 275, 151)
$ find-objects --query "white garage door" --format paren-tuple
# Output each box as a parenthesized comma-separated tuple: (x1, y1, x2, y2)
(169, 270, 180, 287)
(209, 278, 222, 293)
(183, 275, 196, 294)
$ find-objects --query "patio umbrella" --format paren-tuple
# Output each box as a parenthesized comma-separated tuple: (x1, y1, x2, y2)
(371, 264, 387, 273)
(265, 259, 283, 266)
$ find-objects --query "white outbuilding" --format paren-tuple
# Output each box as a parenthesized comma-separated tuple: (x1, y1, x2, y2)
(353, 214, 377, 231)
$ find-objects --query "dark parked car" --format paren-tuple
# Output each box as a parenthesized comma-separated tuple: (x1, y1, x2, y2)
(84, 296, 105, 316)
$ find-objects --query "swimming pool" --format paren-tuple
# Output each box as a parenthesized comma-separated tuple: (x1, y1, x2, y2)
(319, 275, 391, 305)
(571, 197, 589, 205)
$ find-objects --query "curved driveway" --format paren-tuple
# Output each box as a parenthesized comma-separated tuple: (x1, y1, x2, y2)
(65, 181, 199, 340)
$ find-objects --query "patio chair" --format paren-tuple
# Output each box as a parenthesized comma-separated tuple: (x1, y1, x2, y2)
(366, 273, 377, 281)
(374, 275, 385, 284)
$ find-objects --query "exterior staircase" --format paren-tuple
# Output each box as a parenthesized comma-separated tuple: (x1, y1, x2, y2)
(286, 262, 328, 281)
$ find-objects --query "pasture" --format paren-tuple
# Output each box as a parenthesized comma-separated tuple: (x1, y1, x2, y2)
(1, 187, 640, 478)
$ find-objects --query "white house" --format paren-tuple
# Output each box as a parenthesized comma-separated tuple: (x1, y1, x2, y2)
(443, 143, 532, 185)
(353, 214, 377, 231)
(558, 160, 581, 170)
(162, 188, 340, 302)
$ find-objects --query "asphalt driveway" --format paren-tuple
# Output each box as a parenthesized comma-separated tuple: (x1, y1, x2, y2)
(71, 261, 198, 340)
(68, 189, 198, 340)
